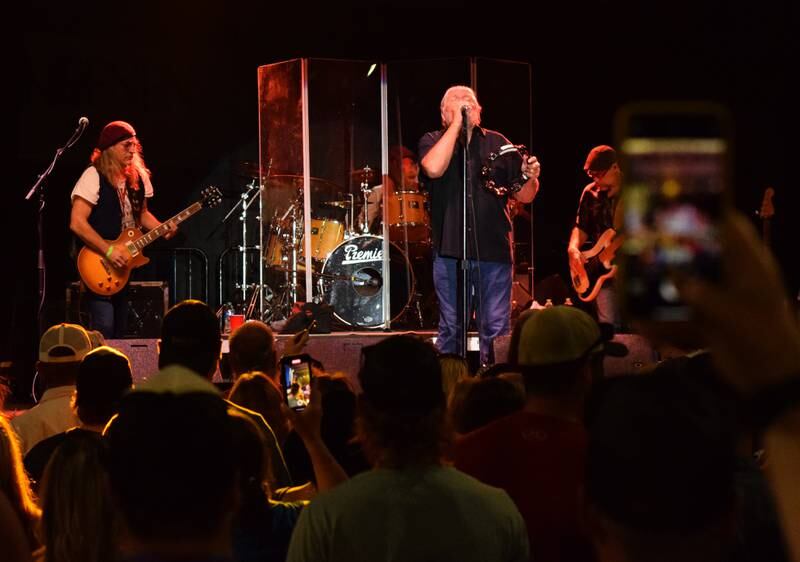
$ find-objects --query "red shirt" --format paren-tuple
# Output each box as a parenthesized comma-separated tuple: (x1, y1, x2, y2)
(454, 410, 595, 562)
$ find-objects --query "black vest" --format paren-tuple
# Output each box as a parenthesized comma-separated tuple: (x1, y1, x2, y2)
(87, 167, 146, 240)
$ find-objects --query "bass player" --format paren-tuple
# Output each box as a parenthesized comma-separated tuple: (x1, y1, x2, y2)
(567, 145, 623, 330)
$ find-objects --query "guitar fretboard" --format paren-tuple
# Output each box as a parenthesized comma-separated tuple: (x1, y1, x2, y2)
(131, 202, 203, 251)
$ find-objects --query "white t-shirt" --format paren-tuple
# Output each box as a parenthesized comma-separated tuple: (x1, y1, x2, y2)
(286, 466, 529, 562)
(71, 166, 154, 228)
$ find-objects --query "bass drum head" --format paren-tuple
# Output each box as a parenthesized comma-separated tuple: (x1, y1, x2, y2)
(320, 235, 413, 328)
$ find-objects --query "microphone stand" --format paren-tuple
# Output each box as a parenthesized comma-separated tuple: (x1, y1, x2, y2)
(24, 119, 88, 335)
(460, 108, 469, 359)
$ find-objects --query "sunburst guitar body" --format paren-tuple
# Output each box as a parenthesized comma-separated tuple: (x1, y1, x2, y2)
(77, 186, 222, 296)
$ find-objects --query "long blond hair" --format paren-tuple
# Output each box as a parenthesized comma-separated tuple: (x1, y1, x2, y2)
(38, 432, 116, 562)
(90, 140, 150, 190)
(0, 416, 41, 548)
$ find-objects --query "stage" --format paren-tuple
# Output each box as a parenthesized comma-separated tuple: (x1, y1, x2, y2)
(105, 330, 658, 393)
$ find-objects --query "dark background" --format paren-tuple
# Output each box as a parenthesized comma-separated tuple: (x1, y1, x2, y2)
(4, 1, 797, 399)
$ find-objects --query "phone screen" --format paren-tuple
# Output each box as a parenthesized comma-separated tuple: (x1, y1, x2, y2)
(280, 354, 312, 411)
(618, 107, 729, 321)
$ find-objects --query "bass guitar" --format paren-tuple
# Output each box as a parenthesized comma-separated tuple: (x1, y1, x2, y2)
(571, 228, 623, 302)
(77, 186, 222, 295)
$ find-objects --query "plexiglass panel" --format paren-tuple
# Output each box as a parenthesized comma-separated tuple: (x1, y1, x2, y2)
(307, 59, 383, 327)
(258, 59, 305, 320)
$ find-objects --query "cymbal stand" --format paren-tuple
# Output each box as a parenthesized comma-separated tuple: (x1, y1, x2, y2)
(357, 165, 374, 234)
(238, 179, 263, 319)
(347, 192, 356, 238)
(287, 190, 303, 308)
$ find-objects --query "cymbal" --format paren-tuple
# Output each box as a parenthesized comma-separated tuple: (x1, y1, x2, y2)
(350, 167, 382, 185)
(263, 174, 342, 192)
(235, 161, 294, 178)
(350, 166, 378, 176)
(322, 200, 352, 209)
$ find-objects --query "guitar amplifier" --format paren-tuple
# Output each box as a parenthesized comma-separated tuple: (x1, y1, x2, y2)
(66, 281, 169, 338)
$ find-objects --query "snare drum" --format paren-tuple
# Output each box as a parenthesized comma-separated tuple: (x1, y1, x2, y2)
(386, 190, 430, 242)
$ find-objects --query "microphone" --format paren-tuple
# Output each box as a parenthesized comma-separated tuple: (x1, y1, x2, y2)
(65, 116, 89, 149)
(461, 105, 469, 120)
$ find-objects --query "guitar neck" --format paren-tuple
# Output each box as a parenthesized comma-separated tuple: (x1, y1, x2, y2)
(131, 201, 203, 250)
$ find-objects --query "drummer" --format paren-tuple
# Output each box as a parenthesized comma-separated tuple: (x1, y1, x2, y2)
(359, 145, 423, 232)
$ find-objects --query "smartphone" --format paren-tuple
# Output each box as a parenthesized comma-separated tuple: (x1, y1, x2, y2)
(279, 353, 313, 411)
(615, 102, 731, 322)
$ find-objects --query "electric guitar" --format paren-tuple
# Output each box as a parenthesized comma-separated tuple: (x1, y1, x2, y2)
(571, 228, 624, 302)
(77, 186, 222, 295)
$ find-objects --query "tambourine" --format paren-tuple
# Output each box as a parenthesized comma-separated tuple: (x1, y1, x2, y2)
(481, 144, 530, 196)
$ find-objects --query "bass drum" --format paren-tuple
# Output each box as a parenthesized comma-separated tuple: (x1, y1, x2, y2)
(320, 235, 413, 328)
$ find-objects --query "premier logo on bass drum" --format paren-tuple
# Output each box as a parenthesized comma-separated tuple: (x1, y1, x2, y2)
(342, 244, 383, 265)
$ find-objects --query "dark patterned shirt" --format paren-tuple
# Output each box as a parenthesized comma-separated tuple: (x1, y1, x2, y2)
(575, 182, 618, 243)
(419, 127, 517, 263)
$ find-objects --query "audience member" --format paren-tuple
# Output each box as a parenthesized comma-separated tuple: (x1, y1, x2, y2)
(677, 212, 800, 562)
(585, 370, 738, 562)
(286, 334, 528, 562)
(145, 300, 291, 489)
(282, 373, 369, 486)
(229, 372, 290, 446)
(24, 346, 132, 487)
(650, 351, 789, 562)
(439, 352, 470, 400)
(454, 306, 603, 562)
(34, 431, 115, 562)
(229, 408, 306, 562)
(0, 415, 40, 552)
(11, 324, 92, 454)
(450, 376, 524, 434)
(228, 320, 310, 384)
(105, 391, 237, 561)
(229, 321, 279, 381)
(0, 489, 32, 562)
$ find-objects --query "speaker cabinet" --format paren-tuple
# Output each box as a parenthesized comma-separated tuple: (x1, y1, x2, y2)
(492, 332, 658, 377)
(67, 281, 168, 338)
(104, 339, 160, 383)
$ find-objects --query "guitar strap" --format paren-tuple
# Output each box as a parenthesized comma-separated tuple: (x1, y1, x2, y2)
(125, 179, 146, 228)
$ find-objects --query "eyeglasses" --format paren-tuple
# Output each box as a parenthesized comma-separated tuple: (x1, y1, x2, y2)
(119, 139, 140, 151)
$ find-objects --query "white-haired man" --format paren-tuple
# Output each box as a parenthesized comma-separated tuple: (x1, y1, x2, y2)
(419, 85, 541, 364)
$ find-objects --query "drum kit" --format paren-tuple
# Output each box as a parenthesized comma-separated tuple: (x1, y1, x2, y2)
(256, 165, 434, 329)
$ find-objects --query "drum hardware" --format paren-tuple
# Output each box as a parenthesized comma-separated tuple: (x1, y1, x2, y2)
(217, 179, 265, 320)
(354, 165, 376, 235)
(263, 186, 349, 321)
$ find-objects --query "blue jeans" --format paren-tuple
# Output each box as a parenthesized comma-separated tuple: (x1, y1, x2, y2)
(433, 255, 511, 365)
(85, 288, 129, 338)
(596, 283, 621, 332)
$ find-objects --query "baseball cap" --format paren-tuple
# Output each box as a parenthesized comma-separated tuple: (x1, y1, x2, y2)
(584, 145, 617, 174)
(517, 306, 627, 367)
(39, 323, 93, 363)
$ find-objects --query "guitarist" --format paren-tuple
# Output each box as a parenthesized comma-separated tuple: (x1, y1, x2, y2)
(567, 145, 623, 329)
(69, 120, 177, 337)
